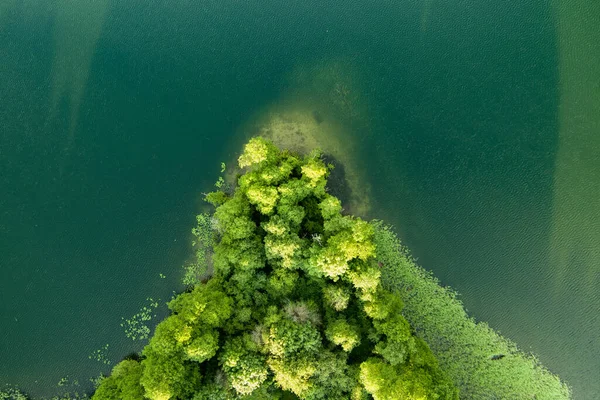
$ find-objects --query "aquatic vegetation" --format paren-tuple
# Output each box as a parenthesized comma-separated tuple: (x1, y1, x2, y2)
(181, 213, 215, 286)
(92, 137, 458, 400)
(373, 222, 572, 399)
(121, 299, 160, 341)
(88, 344, 111, 366)
(0, 385, 28, 400)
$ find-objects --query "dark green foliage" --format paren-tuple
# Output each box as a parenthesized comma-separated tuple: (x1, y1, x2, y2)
(93, 137, 458, 400)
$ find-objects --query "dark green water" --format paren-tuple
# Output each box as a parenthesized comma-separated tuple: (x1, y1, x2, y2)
(1, 0, 598, 398)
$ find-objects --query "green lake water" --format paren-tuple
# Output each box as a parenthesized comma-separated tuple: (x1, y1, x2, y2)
(1, 0, 598, 398)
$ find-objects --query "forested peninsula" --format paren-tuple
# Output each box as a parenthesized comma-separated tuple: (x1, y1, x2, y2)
(2, 138, 570, 400)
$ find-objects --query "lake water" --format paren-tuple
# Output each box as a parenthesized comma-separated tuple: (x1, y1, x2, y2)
(1, 0, 598, 398)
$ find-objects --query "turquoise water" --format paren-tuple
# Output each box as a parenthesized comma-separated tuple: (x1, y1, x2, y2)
(1, 0, 598, 398)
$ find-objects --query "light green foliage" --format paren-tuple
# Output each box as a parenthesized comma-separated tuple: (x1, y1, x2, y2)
(267, 356, 317, 396)
(323, 284, 351, 311)
(372, 222, 572, 399)
(301, 157, 328, 188)
(121, 298, 159, 341)
(347, 261, 381, 294)
(318, 195, 342, 219)
(310, 217, 376, 280)
(325, 318, 361, 352)
(140, 347, 201, 400)
(360, 357, 445, 400)
(220, 337, 268, 395)
(205, 190, 228, 207)
(360, 358, 402, 399)
(304, 351, 358, 400)
(362, 288, 402, 320)
(246, 184, 279, 214)
(167, 280, 233, 327)
(184, 330, 219, 362)
(183, 213, 215, 286)
(213, 194, 255, 238)
(91, 360, 144, 400)
(238, 137, 279, 168)
(92, 138, 459, 400)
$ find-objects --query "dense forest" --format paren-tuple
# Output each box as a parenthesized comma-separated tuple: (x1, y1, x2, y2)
(92, 137, 458, 399)
(2, 138, 571, 399)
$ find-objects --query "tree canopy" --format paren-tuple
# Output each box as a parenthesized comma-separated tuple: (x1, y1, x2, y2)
(92, 137, 458, 400)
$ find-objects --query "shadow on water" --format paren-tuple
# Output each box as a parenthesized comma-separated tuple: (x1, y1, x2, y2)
(322, 154, 353, 208)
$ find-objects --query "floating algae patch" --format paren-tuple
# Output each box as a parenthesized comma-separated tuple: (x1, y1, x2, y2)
(373, 222, 572, 399)
(232, 59, 374, 216)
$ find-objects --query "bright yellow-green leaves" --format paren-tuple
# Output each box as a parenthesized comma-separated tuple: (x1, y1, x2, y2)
(262, 315, 322, 396)
(360, 358, 400, 399)
(268, 356, 317, 396)
(323, 284, 351, 311)
(238, 137, 279, 168)
(310, 220, 376, 280)
(262, 215, 289, 236)
(265, 234, 301, 269)
(185, 330, 219, 363)
(319, 195, 342, 219)
(360, 357, 445, 400)
(301, 157, 328, 188)
(326, 318, 361, 352)
(220, 337, 269, 396)
(348, 261, 381, 294)
(91, 359, 145, 400)
(168, 279, 233, 327)
(141, 350, 202, 400)
(246, 184, 279, 214)
(134, 281, 232, 400)
(264, 318, 322, 358)
(363, 289, 403, 320)
(213, 193, 255, 240)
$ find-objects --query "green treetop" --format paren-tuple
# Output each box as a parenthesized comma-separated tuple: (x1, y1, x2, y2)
(92, 137, 458, 400)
